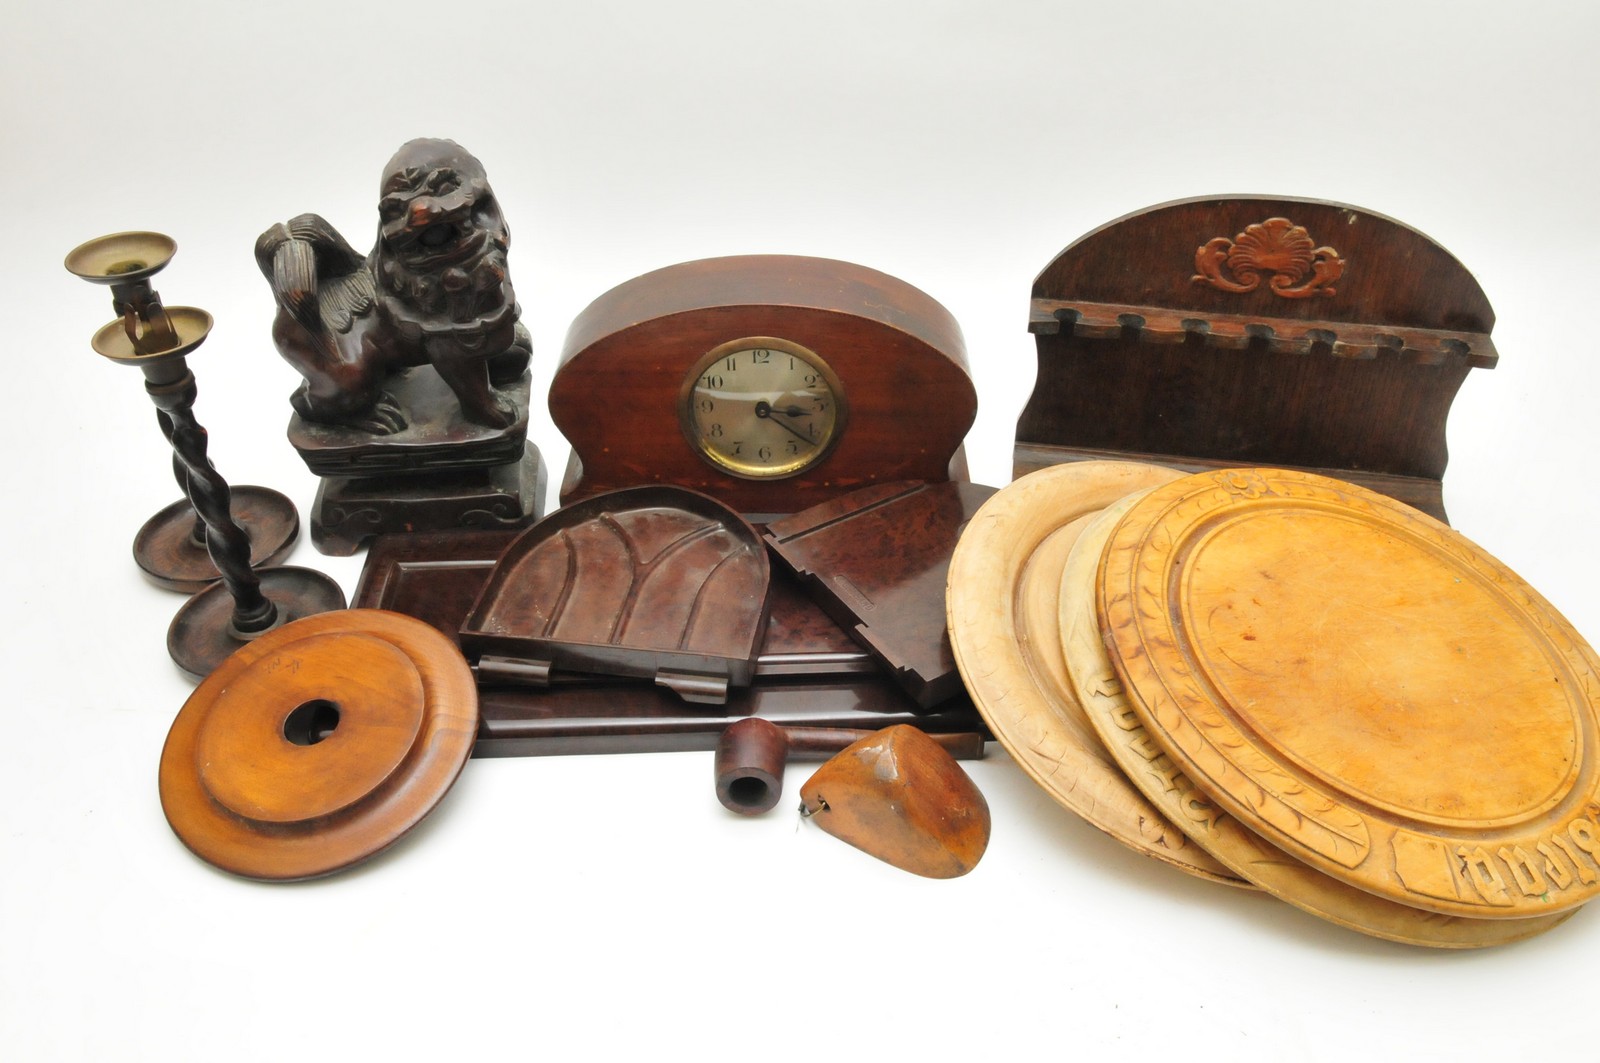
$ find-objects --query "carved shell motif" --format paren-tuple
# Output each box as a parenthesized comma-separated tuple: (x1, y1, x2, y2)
(1192, 217, 1345, 299)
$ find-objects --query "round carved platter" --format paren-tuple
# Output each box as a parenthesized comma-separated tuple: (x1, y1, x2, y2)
(159, 609, 479, 881)
(1065, 492, 1571, 947)
(1100, 468, 1600, 922)
(946, 460, 1249, 887)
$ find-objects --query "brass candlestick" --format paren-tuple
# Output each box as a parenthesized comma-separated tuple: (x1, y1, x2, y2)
(65, 232, 301, 592)
(68, 231, 346, 677)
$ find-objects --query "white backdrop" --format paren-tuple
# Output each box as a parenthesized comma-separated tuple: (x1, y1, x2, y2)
(5, 2, 1599, 1058)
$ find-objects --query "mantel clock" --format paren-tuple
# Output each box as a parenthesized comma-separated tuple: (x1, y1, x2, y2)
(551, 255, 976, 515)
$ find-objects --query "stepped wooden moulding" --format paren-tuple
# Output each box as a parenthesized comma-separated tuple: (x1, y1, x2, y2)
(944, 460, 1246, 887)
(159, 610, 479, 881)
(551, 255, 977, 516)
(1099, 468, 1600, 922)
(1063, 490, 1568, 947)
(1016, 196, 1498, 523)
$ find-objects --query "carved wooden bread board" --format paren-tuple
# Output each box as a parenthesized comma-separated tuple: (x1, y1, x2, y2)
(946, 460, 1246, 886)
(1065, 492, 1569, 947)
(1099, 468, 1600, 922)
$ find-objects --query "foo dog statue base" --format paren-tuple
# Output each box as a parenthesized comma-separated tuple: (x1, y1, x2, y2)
(289, 367, 531, 476)
(310, 440, 546, 556)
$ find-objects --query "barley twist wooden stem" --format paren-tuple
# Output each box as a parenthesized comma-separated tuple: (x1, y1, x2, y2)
(144, 371, 278, 635)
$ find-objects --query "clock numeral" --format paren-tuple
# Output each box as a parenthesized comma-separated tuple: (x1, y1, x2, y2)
(725, 356, 738, 371)
(757, 445, 773, 462)
(732, 442, 744, 455)
(709, 423, 723, 438)
(702, 374, 724, 389)
(803, 373, 821, 386)
(752, 350, 771, 365)
(696, 398, 714, 413)
(786, 441, 799, 456)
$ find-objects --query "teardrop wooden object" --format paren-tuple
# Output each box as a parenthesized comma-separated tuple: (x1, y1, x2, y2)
(715, 717, 986, 814)
(1100, 468, 1600, 921)
(1064, 493, 1569, 947)
(799, 725, 990, 878)
(945, 460, 1247, 886)
(158, 609, 479, 881)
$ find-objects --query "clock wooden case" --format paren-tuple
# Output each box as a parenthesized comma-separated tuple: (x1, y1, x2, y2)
(551, 255, 977, 515)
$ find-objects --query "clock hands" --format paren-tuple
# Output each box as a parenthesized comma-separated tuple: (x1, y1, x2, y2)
(754, 400, 817, 447)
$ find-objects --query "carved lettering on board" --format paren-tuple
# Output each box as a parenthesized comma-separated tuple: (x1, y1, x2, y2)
(1406, 814, 1600, 907)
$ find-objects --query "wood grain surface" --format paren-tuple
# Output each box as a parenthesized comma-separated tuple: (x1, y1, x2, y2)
(1066, 491, 1569, 947)
(1099, 468, 1600, 921)
(945, 461, 1246, 886)
(158, 609, 479, 881)
(764, 480, 998, 707)
(460, 486, 771, 696)
(798, 725, 990, 878)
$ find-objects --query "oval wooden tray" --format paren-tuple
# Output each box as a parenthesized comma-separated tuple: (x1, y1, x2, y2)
(159, 609, 478, 881)
(946, 460, 1246, 887)
(1100, 468, 1600, 920)
(1065, 492, 1569, 947)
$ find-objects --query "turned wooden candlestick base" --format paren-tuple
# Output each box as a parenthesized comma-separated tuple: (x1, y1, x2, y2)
(168, 567, 349, 680)
(133, 487, 300, 593)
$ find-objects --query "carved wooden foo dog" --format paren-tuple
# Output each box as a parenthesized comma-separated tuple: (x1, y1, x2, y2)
(257, 138, 544, 554)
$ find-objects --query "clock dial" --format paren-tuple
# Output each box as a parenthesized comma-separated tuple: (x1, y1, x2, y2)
(679, 337, 847, 479)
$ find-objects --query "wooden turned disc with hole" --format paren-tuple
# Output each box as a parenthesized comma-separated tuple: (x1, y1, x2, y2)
(945, 460, 1248, 887)
(1065, 491, 1571, 947)
(159, 609, 478, 881)
(1100, 468, 1600, 921)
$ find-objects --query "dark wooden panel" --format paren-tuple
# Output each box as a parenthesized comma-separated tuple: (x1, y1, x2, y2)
(460, 488, 771, 698)
(1016, 196, 1496, 523)
(765, 480, 998, 708)
(1031, 196, 1493, 331)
